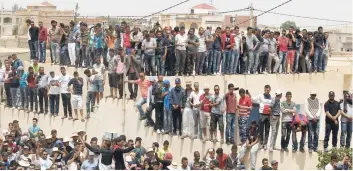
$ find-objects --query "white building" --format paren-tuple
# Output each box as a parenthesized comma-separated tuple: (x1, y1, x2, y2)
(327, 25, 352, 52)
(0, 10, 17, 36)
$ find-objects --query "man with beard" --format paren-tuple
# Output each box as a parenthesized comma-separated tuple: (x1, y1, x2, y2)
(38, 21, 48, 63)
(186, 28, 200, 76)
(79, 23, 90, 68)
(175, 27, 188, 76)
(48, 20, 63, 64)
(27, 66, 38, 113)
(323, 91, 341, 152)
(221, 27, 234, 75)
(28, 20, 39, 60)
(155, 31, 167, 75)
(164, 30, 175, 76)
(169, 78, 185, 136)
(195, 27, 206, 76)
(340, 93, 352, 148)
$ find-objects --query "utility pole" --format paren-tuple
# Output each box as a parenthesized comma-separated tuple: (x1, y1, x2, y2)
(249, 3, 254, 27)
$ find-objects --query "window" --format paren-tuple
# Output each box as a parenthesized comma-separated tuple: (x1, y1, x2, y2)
(3, 17, 12, 24)
(341, 48, 343, 51)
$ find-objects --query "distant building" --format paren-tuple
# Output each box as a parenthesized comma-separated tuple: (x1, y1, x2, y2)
(15, 1, 74, 35)
(151, 3, 224, 30)
(327, 26, 352, 52)
(0, 10, 17, 36)
(151, 3, 254, 31)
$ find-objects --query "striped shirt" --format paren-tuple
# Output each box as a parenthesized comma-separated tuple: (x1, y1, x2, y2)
(238, 96, 252, 116)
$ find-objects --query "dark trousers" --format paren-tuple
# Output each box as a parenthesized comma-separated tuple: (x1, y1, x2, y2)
(28, 87, 38, 112)
(117, 74, 124, 97)
(128, 73, 138, 98)
(165, 52, 176, 76)
(38, 88, 48, 113)
(292, 128, 306, 150)
(49, 94, 60, 115)
(258, 114, 271, 145)
(4, 83, 12, 107)
(146, 103, 155, 126)
(172, 107, 182, 135)
(77, 45, 87, 67)
(324, 122, 339, 149)
(259, 52, 269, 73)
(281, 121, 292, 149)
(308, 120, 320, 150)
(186, 53, 196, 75)
(61, 93, 72, 117)
(154, 102, 164, 131)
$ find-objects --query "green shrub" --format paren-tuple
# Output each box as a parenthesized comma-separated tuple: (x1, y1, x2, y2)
(316, 147, 352, 169)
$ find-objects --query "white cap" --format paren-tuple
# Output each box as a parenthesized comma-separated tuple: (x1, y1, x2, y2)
(147, 147, 154, 153)
(88, 151, 95, 156)
(275, 90, 282, 95)
(310, 90, 317, 95)
(17, 66, 24, 70)
(203, 84, 210, 89)
(63, 137, 70, 142)
(45, 134, 52, 139)
(70, 132, 79, 138)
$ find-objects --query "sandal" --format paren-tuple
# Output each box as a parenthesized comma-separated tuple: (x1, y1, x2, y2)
(73, 118, 79, 121)
(81, 119, 85, 122)
(61, 116, 67, 119)
(68, 117, 73, 120)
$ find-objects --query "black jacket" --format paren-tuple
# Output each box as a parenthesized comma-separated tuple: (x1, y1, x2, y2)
(113, 146, 134, 170)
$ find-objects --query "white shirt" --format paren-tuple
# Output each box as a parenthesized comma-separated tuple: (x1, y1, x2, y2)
(189, 90, 204, 111)
(324, 163, 334, 170)
(175, 33, 188, 50)
(59, 74, 72, 94)
(178, 166, 191, 170)
(233, 34, 242, 51)
(197, 33, 206, 52)
(48, 76, 61, 95)
(87, 75, 97, 92)
(142, 38, 157, 55)
(93, 64, 105, 80)
(39, 157, 53, 170)
(28, 27, 31, 40)
(0, 67, 5, 82)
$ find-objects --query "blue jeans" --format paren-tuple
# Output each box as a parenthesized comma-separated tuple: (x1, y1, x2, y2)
(60, 45, 69, 65)
(324, 122, 339, 149)
(313, 48, 324, 72)
(19, 87, 28, 109)
(155, 55, 165, 75)
(86, 92, 96, 117)
(279, 51, 287, 73)
(226, 113, 236, 143)
(212, 50, 222, 73)
(206, 49, 213, 74)
(308, 120, 320, 150)
(39, 41, 46, 62)
(231, 50, 240, 74)
(144, 54, 156, 76)
(136, 97, 147, 118)
(49, 94, 60, 115)
(247, 51, 255, 73)
(222, 50, 232, 74)
(50, 42, 60, 63)
(340, 122, 352, 148)
(29, 40, 38, 60)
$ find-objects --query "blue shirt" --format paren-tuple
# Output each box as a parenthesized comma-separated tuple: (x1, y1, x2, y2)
(163, 87, 172, 110)
(81, 160, 98, 170)
(94, 32, 104, 48)
(19, 72, 28, 88)
(29, 125, 40, 138)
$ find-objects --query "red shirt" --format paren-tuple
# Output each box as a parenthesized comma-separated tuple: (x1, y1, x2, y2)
(225, 92, 237, 113)
(200, 94, 212, 112)
(238, 96, 252, 116)
(39, 27, 48, 42)
(217, 154, 228, 169)
(123, 32, 131, 48)
(278, 36, 288, 52)
(27, 74, 36, 88)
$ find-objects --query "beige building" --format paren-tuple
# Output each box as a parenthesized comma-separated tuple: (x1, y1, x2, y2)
(151, 3, 224, 30)
(15, 1, 74, 35)
(0, 10, 17, 36)
(327, 25, 352, 52)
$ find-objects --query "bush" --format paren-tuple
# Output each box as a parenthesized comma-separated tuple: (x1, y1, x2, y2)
(316, 147, 352, 169)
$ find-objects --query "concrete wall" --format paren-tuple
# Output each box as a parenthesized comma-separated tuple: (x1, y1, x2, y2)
(0, 62, 346, 170)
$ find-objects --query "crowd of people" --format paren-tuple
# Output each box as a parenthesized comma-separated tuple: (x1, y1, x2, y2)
(27, 19, 332, 77)
(0, 18, 348, 170)
(0, 52, 351, 170)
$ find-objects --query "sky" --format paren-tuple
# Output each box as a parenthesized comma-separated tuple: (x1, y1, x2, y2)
(1, 0, 352, 28)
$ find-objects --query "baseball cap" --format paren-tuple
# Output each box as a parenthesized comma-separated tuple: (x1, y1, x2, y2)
(70, 132, 79, 138)
(17, 66, 24, 70)
(185, 81, 192, 85)
(163, 80, 170, 85)
(275, 90, 282, 95)
(329, 91, 335, 96)
(88, 151, 95, 156)
(203, 84, 210, 90)
(175, 78, 181, 84)
(23, 146, 30, 150)
(271, 160, 278, 165)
